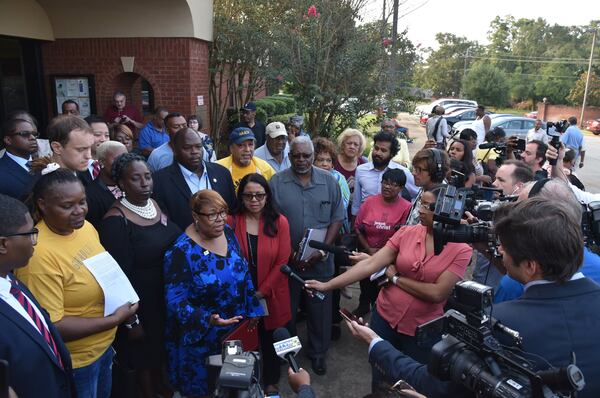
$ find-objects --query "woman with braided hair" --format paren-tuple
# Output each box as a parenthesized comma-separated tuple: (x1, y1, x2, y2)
(98, 153, 181, 398)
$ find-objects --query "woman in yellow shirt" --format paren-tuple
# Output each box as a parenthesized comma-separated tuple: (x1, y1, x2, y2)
(16, 167, 138, 398)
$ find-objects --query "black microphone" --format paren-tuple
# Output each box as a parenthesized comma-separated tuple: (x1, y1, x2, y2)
(272, 328, 302, 373)
(280, 265, 326, 300)
(308, 240, 353, 256)
(478, 142, 499, 150)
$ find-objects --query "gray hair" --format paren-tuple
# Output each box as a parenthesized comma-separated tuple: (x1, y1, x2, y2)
(96, 141, 127, 161)
(290, 136, 314, 154)
(525, 179, 583, 222)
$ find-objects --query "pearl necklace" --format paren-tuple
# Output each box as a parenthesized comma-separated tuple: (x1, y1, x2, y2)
(121, 198, 157, 219)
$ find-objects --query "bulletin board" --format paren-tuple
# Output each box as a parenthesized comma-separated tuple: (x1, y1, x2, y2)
(50, 75, 97, 117)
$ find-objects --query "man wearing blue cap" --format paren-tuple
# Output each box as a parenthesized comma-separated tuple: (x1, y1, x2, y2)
(216, 127, 274, 190)
(233, 102, 266, 147)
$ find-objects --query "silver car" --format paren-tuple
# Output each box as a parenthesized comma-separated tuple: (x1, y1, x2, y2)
(451, 115, 541, 139)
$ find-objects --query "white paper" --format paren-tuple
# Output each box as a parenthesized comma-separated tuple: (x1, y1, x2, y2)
(299, 228, 327, 261)
(82, 251, 140, 316)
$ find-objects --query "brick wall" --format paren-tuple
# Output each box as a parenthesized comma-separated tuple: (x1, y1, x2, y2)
(41, 37, 211, 129)
(537, 103, 600, 123)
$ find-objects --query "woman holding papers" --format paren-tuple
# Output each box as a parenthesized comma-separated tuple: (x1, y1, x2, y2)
(98, 153, 181, 398)
(305, 186, 472, 393)
(164, 190, 264, 397)
(227, 173, 291, 395)
(15, 166, 139, 398)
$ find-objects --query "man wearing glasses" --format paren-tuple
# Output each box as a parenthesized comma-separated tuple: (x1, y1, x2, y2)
(0, 194, 75, 398)
(0, 118, 39, 199)
(270, 136, 346, 376)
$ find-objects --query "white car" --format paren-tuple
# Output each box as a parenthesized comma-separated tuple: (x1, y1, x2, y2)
(415, 98, 478, 116)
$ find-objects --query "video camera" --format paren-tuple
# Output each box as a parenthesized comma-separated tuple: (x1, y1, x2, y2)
(582, 201, 600, 254)
(478, 138, 525, 167)
(431, 185, 511, 255)
(209, 340, 263, 398)
(416, 281, 585, 398)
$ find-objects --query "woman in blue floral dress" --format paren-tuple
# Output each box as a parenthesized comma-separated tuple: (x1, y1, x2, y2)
(164, 190, 264, 397)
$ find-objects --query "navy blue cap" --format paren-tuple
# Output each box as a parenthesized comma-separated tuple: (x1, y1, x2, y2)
(241, 102, 257, 111)
(229, 127, 255, 145)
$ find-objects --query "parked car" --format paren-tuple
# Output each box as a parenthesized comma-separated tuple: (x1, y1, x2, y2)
(415, 98, 478, 117)
(489, 116, 545, 140)
(444, 108, 492, 128)
(586, 119, 600, 135)
(524, 111, 538, 119)
(444, 105, 475, 115)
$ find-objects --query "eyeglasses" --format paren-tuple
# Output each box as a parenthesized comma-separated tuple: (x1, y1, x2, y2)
(381, 180, 401, 188)
(196, 210, 227, 222)
(4, 228, 39, 244)
(417, 199, 435, 212)
(241, 192, 267, 201)
(9, 131, 39, 139)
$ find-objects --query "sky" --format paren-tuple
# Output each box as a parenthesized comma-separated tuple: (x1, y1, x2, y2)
(362, 0, 596, 50)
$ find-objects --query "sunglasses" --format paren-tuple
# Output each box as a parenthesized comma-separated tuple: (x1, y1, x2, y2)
(241, 192, 267, 201)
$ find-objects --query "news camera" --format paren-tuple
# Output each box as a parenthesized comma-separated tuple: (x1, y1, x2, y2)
(582, 201, 600, 254)
(209, 340, 264, 398)
(431, 185, 506, 256)
(416, 281, 585, 398)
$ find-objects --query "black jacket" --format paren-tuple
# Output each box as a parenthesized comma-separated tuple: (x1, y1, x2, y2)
(152, 162, 236, 230)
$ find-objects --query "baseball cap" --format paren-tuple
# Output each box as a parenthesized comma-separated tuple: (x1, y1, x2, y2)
(229, 127, 255, 145)
(266, 122, 288, 138)
(289, 115, 304, 128)
(241, 102, 257, 111)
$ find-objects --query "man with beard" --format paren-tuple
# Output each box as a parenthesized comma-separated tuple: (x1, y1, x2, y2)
(270, 136, 346, 376)
(233, 102, 266, 147)
(351, 131, 417, 217)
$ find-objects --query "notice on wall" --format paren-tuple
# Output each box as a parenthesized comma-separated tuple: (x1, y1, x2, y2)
(54, 77, 92, 117)
(197, 95, 204, 106)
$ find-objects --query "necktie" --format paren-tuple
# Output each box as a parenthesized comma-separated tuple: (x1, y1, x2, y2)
(92, 161, 101, 179)
(10, 281, 63, 369)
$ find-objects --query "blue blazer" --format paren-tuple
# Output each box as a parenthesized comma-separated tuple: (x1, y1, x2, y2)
(152, 162, 236, 231)
(368, 278, 600, 398)
(0, 154, 34, 200)
(0, 275, 75, 398)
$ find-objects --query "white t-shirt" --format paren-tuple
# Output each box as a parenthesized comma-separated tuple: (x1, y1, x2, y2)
(526, 129, 549, 144)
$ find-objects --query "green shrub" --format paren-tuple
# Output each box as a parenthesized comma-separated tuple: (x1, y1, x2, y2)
(256, 99, 276, 116)
(255, 106, 268, 123)
(270, 99, 288, 115)
(271, 95, 296, 113)
(268, 113, 296, 124)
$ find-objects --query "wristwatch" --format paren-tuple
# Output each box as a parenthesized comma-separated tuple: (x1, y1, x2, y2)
(318, 249, 329, 260)
(124, 314, 140, 329)
(392, 274, 400, 286)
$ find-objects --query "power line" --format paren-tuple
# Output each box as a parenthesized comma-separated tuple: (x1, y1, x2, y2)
(469, 53, 590, 61)
(464, 54, 597, 65)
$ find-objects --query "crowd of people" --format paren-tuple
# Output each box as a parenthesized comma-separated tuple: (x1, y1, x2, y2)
(0, 92, 599, 398)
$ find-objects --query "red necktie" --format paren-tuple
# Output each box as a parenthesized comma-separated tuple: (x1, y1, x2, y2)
(10, 281, 64, 369)
(92, 161, 101, 179)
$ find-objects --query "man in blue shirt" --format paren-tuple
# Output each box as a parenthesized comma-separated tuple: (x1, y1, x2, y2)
(139, 107, 169, 157)
(560, 116, 585, 170)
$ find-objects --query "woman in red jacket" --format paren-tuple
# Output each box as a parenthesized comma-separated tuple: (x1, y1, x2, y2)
(228, 173, 292, 395)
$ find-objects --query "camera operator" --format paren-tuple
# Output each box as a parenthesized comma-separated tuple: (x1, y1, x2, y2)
(547, 144, 600, 204)
(507, 139, 548, 181)
(343, 197, 600, 398)
(475, 127, 506, 178)
(494, 178, 600, 303)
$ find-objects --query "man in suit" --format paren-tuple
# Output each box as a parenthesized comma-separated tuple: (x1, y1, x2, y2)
(345, 197, 600, 398)
(152, 128, 236, 230)
(0, 117, 38, 199)
(0, 194, 75, 398)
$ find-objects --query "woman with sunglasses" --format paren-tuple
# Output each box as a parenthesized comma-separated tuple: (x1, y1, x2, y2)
(164, 190, 264, 398)
(227, 173, 291, 395)
(306, 186, 472, 393)
(15, 167, 139, 398)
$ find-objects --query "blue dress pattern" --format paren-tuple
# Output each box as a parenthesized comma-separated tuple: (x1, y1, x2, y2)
(164, 226, 264, 396)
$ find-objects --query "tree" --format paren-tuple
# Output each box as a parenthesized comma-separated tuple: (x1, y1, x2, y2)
(271, 0, 382, 137)
(568, 70, 600, 106)
(462, 63, 509, 107)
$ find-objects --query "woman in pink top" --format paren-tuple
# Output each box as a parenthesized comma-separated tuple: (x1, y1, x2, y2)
(307, 186, 472, 392)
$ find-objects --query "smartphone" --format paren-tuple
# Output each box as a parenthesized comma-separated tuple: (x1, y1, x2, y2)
(339, 308, 364, 325)
(548, 134, 561, 166)
(516, 138, 526, 151)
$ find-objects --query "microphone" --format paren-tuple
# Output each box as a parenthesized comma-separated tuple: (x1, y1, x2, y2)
(308, 240, 354, 256)
(280, 265, 326, 301)
(272, 327, 302, 373)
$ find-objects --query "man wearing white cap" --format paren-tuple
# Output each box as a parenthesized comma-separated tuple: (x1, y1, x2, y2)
(255, 121, 291, 172)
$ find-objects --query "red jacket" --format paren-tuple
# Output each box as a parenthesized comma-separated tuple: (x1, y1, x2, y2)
(227, 213, 292, 330)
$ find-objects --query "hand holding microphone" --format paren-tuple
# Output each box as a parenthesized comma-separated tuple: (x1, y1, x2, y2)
(280, 265, 326, 300)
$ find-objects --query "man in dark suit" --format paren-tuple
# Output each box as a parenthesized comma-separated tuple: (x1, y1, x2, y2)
(0, 118, 38, 199)
(345, 197, 600, 398)
(0, 194, 75, 398)
(152, 128, 236, 230)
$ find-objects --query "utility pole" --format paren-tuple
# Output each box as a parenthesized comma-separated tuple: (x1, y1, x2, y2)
(580, 28, 597, 128)
(461, 47, 470, 97)
(388, 0, 399, 94)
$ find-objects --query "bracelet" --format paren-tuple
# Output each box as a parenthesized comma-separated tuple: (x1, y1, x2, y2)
(124, 314, 140, 329)
(392, 275, 400, 286)
(318, 249, 329, 260)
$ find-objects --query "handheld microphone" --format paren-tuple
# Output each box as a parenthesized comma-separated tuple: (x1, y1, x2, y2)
(308, 240, 353, 256)
(272, 328, 302, 373)
(280, 265, 326, 301)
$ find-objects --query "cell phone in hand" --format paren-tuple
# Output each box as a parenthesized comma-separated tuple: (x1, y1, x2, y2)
(339, 308, 364, 325)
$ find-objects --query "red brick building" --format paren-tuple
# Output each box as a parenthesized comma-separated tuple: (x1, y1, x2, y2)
(0, 0, 213, 130)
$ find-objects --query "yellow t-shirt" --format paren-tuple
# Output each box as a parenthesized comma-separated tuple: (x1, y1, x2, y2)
(476, 146, 499, 162)
(15, 220, 116, 368)
(216, 155, 275, 190)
